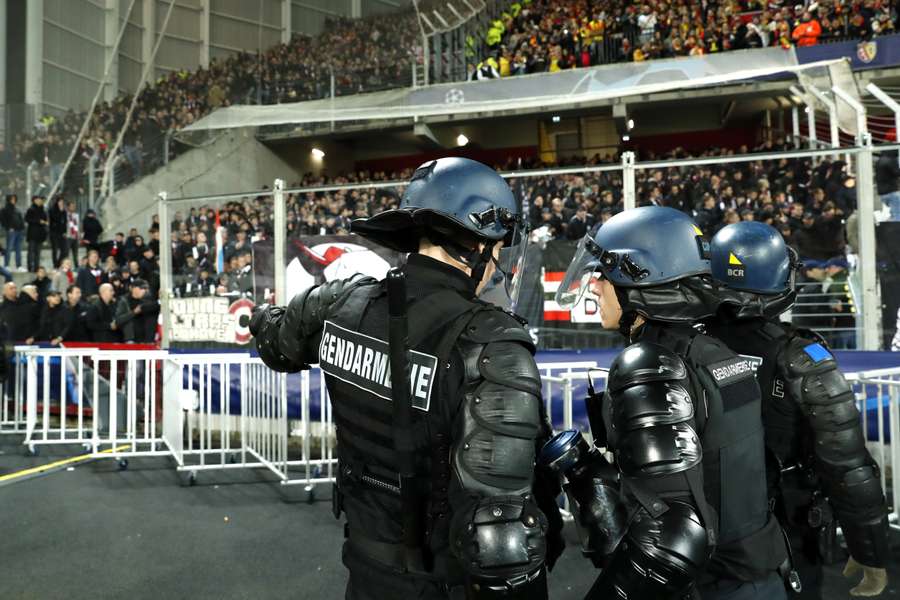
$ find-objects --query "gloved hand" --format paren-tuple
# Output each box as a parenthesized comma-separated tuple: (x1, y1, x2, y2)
(532, 465, 565, 571)
(843, 556, 888, 597)
(249, 305, 299, 373)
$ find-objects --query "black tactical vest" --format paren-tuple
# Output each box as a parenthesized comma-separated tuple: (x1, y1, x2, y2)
(319, 274, 489, 578)
(706, 317, 813, 470)
(641, 323, 787, 582)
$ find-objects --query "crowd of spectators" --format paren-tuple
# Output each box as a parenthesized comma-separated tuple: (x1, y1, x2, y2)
(0, 131, 869, 347)
(0, 10, 420, 204)
(472, 0, 899, 78)
(0, 200, 162, 345)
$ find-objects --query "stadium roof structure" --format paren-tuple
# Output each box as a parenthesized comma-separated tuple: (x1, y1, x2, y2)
(179, 48, 855, 139)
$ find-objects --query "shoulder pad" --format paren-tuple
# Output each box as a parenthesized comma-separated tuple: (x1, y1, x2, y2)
(783, 333, 836, 375)
(461, 307, 535, 352)
(607, 342, 688, 393)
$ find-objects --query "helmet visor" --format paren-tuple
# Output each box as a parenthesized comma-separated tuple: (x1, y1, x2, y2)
(495, 220, 530, 312)
(556, 234, 604, 309)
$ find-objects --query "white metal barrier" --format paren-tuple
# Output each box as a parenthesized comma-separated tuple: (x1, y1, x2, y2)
(1, 345, 38, 435)
(17, 343, 894, 523)
(22, 347, 169, 462)
(847, 367, 900, 530)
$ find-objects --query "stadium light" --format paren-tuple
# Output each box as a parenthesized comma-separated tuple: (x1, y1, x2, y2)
(627, 119, 634, 130)
(552, 115, 561, 123)
(456, 134, 469, 147)
(311, 148, 325, 160)
(622, 135, 630, 142)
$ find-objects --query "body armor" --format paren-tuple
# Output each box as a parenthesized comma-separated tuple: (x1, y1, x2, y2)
(585, 322, 788, 599)
(707, 316, 891, 574)
(253, 254, 556, 599)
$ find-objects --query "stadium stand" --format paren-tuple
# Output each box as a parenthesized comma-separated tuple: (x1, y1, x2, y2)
(473, 0, 897, 79)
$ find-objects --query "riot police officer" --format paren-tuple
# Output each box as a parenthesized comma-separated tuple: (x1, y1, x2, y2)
(706, 221, 891, 598)
(550, 206, 788, 599)
(249, 157, 562, 599)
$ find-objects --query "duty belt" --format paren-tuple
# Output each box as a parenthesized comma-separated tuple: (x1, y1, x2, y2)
(345, 526, 430, 576)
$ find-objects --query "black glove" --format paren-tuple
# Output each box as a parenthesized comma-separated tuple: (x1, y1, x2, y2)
(251, 305, 300, 373)
(533, 464, 566, 571)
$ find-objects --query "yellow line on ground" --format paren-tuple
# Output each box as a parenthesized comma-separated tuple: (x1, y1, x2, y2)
(0, 445, 131, 482)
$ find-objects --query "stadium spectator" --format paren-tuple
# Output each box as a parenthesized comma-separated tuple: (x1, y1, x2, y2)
(52, 257, 76, 292)
(2, 194, 24, 271)
(62, 285, 90, 342)
(0, 282, 19, 342)
(48, 197, 67, 268)
(38, 291, 66, 345)
(86, 283, 119, 343)
(31, 266, 51, 304)
(792, 11, 822, 46)
(65, 200, 81, 264)
(114, 279, 159, 343)
(82, 209, 103, 251)
(25, 195, 48, 273)
(18, 285, 41, 344)
(76, 249, 106, 297)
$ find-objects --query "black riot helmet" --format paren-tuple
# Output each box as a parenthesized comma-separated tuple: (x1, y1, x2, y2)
(352, 157, 530, 308)
(556, 206, 719, 332)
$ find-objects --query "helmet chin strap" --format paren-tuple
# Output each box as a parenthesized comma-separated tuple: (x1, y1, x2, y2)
(614, 286, 639, 339)
(426, 232, 496, 287)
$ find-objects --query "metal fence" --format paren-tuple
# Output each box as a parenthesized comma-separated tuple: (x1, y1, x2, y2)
(848, 367, 900, 529)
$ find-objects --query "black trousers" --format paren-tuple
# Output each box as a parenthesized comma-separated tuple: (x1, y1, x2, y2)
(50, 233, 65, 268)
(66, 237, 79, 265)
(27, 240, 44, 272)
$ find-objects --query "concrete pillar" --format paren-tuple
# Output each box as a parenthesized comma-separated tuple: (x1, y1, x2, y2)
(281, 0, 291, 44)
(199, 0, 210, 67)
(104, 0, 120, 101)
(0, 0, 7, 106)
(24, 0, 43, 112)
(142, 0, 155, 80)
(351, 0, 362, 18)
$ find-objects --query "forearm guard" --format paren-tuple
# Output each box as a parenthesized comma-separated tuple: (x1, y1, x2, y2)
(450, 312, 550, 598)
(586, 501, 709, 600)
(781, 335, 891, 568)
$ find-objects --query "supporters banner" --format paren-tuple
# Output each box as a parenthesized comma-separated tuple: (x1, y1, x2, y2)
(170, 296, 256, 345)
(252, 234, 402, 302)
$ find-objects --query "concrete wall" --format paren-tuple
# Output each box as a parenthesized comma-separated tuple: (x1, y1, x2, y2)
(103, 128, 301, 235)
(210, 0, 282, 62)
(27, 0, 370, 117)
(42, 0, 109, 113)
(361, 0, 411, 17)
(292, 0, 353, 36)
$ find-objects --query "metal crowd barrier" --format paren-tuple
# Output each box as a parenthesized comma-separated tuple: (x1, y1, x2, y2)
(167, 354, 330, 490)
(847, 367, 900, 530)
(13, 343, 896, 524)
(22, 347, 169, 462)
(1, 345, 38, 435)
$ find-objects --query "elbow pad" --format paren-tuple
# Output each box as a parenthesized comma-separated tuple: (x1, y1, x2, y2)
(586, 501, 710, 600)
(451, 495, 549, 599)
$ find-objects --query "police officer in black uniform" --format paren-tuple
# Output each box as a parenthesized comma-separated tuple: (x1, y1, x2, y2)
(706, 221, 891, 598)
(249, 157, 562, 599)
(546, 206, 789, 600)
